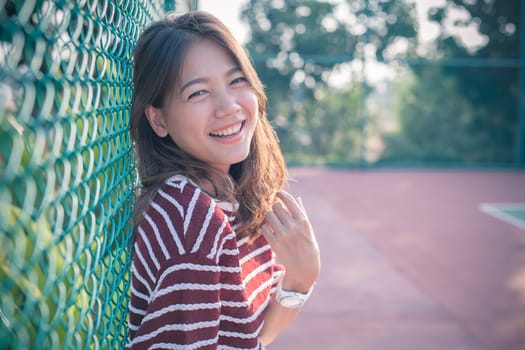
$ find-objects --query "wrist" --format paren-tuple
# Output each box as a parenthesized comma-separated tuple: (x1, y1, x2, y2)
(275, 280, 315, 309)
(281, 274, 316, 294)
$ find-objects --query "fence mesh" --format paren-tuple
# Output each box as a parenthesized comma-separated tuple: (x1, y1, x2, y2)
(0, 1, 166, 348)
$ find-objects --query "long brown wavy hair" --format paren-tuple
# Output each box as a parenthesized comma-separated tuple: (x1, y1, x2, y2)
(130, 11, 286, 239)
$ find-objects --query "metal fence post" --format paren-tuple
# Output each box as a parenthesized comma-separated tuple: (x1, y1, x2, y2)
(517, 1, 525, 167)
(359, 0, 369, 168)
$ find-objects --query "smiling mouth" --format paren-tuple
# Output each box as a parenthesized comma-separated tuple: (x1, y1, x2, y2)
(209, 121, 245, 137)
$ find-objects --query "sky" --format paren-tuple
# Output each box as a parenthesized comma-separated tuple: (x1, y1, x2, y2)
(199, 0, 250, 43)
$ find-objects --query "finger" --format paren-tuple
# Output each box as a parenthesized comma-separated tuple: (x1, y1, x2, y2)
(276, 191, 304, 218)
(296, 197, 304, 210)
(272, 202, 292, 225)
(260, 223, 275, 242)
(296, 197, 309, 218)
(265, 211, 284, 234)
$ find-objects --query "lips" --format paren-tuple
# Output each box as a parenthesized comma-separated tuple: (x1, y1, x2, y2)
(209, 121, 245, 137)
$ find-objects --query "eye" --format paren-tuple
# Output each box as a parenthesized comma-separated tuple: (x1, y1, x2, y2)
(231, 76, 248, 85)
(188, 90, 208, 100)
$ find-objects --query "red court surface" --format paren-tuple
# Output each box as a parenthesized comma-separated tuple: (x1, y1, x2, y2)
(270, 168, 525, 350)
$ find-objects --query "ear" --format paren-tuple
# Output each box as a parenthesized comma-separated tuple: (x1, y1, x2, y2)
(145, 104, 169, 138)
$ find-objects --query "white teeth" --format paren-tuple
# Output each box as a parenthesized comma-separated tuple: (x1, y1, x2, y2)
(210, 122, 243, 137)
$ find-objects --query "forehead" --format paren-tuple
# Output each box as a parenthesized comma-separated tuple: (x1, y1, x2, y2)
(179, 39, 238, 81)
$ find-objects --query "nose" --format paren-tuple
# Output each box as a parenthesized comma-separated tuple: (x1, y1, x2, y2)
(214, 90, 240, 118)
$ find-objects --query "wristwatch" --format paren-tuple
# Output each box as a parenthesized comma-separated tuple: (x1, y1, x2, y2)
(275, 282, 314, 309)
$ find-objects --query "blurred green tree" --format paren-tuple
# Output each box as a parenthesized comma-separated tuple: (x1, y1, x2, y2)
(383, 0, 520, 165)
(281, 86, 366, 164)
(241, 0, 417, 163)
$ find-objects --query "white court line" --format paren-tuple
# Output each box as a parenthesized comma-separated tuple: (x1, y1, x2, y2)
(479, 203, 525, 230)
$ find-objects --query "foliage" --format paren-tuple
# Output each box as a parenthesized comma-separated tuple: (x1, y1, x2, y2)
(241, 0, 521, 166)
(381, 68, 481, 163)
(241, 0, 417, 164)
(429, 0, 519, 59)
(0, 0, 157, 348)
(382, 0, 520, 165)
(280, 86, 366, 164)
(242, 0, 350, 103)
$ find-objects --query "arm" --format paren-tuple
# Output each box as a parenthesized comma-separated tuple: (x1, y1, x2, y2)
(128, 254, 222, 349)
(259, 297, 301, 346)
(259, 191, 321, 345)
(127, 180, 225, 349)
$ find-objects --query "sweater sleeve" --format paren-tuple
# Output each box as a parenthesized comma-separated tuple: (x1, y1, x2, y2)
(127, 177, 239, 349)
(128, 254, 224, 349)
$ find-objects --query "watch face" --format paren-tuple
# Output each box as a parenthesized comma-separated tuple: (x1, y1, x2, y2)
(279, 295, 304, 308)
(276, 283, 312, 309)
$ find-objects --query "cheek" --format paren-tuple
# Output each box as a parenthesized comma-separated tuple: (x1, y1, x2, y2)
(245, 92, 260, 120)
(166, 115, 202, 146)
(252, 114, 259, 135)
(248, 103, 259, 134)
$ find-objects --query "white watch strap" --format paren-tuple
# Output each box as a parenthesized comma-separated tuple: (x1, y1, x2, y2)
(275, 281, 314, 309)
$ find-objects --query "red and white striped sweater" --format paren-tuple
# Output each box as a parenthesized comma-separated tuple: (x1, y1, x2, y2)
(127, 175, 283, 349)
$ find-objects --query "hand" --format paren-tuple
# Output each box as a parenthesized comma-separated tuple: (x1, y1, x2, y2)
(261, 191, 321, 293)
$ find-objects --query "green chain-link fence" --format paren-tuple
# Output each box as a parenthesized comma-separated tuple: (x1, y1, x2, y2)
(0, 1, 168, 348)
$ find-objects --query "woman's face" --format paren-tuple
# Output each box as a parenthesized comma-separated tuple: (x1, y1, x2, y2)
(146, 39, 259, 173)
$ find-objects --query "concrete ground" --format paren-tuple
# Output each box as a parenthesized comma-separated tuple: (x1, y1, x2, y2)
(270, 168, 525, 350)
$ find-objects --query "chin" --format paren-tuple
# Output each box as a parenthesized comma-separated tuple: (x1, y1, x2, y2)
(231, 151, 251, 166)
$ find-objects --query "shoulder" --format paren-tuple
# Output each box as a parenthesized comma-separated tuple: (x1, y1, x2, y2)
(160, 174, 206, 209)
(135, 175, 237, 263)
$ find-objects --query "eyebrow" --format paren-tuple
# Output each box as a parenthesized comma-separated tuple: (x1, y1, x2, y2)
(178, 66, 243, 95)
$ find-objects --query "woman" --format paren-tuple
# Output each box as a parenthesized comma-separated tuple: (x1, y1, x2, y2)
(127, 11, 320, 349)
